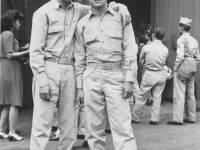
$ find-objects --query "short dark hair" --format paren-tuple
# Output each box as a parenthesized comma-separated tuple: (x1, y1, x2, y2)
(179, 23, 190, 31)
(1, 16, 14, 33)
(2, 9, 24, 21)
(153, 26, 165, 40)
(137, 34, 148, 45)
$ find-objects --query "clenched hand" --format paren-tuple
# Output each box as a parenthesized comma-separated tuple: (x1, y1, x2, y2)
(76, 88, 84, 108)
(121, 81, 134, 99)
(39, 85, 52, 102)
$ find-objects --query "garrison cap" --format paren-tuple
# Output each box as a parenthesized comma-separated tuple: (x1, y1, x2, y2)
(180, 17, 193, 26)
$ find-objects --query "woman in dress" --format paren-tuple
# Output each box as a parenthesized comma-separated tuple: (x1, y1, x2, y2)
(0, 10, 29, 141)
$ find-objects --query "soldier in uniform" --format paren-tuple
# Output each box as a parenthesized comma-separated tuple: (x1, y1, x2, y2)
(74, 0, 138, 149)
(167, 17, 200, 125)
(29, 0, 131, 149)
(132, 27, 168, 125)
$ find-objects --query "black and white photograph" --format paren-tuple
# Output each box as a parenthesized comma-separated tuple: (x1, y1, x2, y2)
(0, 0, 200, 150)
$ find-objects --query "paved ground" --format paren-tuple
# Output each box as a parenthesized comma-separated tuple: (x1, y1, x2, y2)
(1, 101, 200, 150)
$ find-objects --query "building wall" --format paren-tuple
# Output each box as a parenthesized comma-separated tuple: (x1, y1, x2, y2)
(151, 0, 200, 100)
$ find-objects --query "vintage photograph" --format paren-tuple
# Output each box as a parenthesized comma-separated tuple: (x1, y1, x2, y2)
(0, 0, 200, 150)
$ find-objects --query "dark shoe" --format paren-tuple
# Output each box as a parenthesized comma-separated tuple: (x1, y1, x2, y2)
(49, 134, 59, 141)
(51, 127, 58, 131)
(8, 133, 23, 141)
(82, 140, 89, 149)
(131, 120, 139, 124)
(77, 134, 85, 139)
(167, 121, 182, 125)
(183, 119, 195, 124)
(105, 129, 111, 134)
(149, 121, 158, 125)
(146, 100, 153, 106)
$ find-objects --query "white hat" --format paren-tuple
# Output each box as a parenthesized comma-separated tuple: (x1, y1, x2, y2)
(180, 17, 193, 26)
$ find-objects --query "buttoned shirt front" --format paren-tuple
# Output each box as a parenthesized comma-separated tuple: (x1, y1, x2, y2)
(175, 32, 200, 69)
(75, 8, 138, 88)
(30, 0, 89, 87)
(140, 40, 169, 71)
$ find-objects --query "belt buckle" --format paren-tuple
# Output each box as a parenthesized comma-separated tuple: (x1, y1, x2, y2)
(55, 58, 59, 64)
(102, 63, 113, 70)
(59, 59, 67, 64)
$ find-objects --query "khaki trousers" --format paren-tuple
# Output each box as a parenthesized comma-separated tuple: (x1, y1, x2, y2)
(83, 67, 137, 150)
(132, 70, 166, 122)
(30, 62, 76, 150)
(76, 103, 88, 139)
(172, 72, 196, 123)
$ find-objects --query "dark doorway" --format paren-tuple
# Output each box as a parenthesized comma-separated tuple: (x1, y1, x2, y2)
(108, 0, 151, 34)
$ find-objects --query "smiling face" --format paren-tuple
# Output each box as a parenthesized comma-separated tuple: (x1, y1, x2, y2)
(88, 0, 107, 9)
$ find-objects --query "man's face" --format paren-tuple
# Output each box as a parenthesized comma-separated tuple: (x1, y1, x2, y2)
(88, 0, 107, 9)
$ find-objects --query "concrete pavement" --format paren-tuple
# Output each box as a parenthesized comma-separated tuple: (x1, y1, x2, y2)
(0, 101, 200, 150)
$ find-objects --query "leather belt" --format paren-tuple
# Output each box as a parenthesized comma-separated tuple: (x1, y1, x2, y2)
(87, 62, 122, 70)
(44, 57, 73, 65)
(1, 57, 7, 59)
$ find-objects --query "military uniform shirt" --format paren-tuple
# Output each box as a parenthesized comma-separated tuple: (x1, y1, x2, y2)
(175, 32, 200, 69)
(30, 0, 89, 87)
(140, 40, 168, 71)
(75, 7, 138, 88)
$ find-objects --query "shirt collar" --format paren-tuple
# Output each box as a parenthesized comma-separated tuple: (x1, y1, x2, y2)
(152, 39, 162, 44)
(51, 0, 74, 10)
(89, 6, 115, 18)
(182, 32, 190, 36)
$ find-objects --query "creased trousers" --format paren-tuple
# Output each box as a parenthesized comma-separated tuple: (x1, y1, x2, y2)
(172, 72, 196, 123)
(30, 61, 76, 150)
(76, 103, 89, 140)
(83, 67, 137, 150)
(132, 70, 166, 122)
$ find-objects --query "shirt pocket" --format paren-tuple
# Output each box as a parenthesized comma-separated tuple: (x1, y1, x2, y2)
(106, 29, 123, 51)
(84, 33, 96, 44)
(47, 22, 64, 44)
(107, 30, 123, 39)
(48, 22, 63, 34)
(84, 33, 97, 56)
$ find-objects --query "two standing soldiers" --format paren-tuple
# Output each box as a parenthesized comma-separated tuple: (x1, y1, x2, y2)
(29, 0, 137, 150)
(29, 0, 200, 150)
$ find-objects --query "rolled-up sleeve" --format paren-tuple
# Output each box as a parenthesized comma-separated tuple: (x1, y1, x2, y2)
(122, 23, 138, 82)
(74, 23, 86, 89)
(30, 11, 48, 87)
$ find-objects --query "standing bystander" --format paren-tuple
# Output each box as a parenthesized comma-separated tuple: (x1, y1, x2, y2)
(167, 17, 200, 125)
